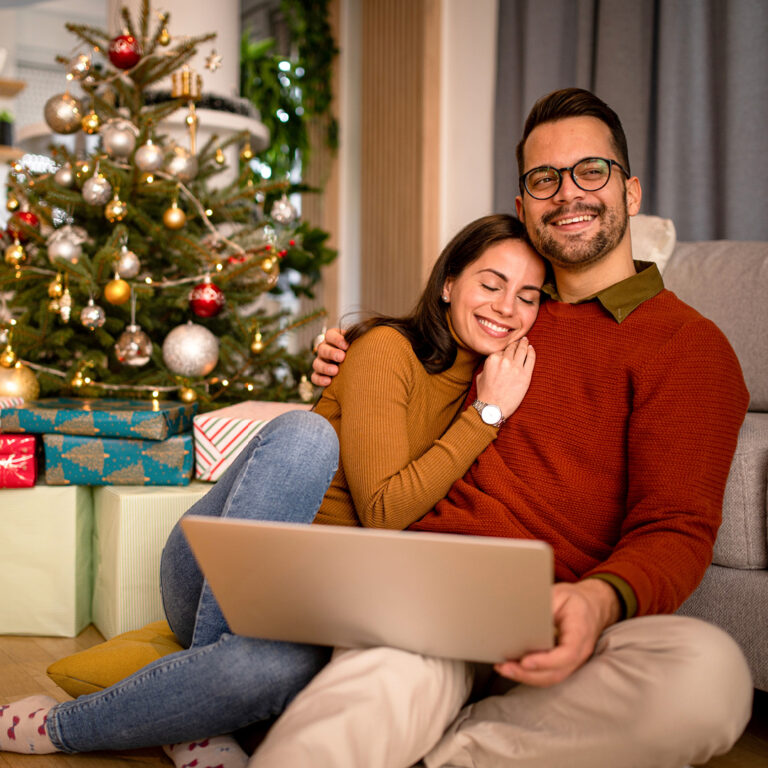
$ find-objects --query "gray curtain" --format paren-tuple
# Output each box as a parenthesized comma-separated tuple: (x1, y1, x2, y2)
(494, 0, 768, 241)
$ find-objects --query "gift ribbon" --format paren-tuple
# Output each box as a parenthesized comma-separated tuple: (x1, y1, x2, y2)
(0, 453, 34, 485)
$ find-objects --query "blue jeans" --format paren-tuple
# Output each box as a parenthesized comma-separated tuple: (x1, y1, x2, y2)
(46, 410, 339, 753)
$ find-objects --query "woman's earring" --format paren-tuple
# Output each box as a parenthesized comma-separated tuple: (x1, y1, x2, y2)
(441, 293, 449, 303)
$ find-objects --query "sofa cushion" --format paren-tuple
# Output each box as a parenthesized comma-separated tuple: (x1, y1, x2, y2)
(47, 620, 182, 697)
(662, 241, 768, 411)
(714, 412, 768, 569)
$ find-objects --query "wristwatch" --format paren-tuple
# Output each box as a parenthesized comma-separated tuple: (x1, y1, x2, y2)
(472, 399, 505, 428)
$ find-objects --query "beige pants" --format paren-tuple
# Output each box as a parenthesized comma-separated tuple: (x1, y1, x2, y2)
(248, 616, 752, 768)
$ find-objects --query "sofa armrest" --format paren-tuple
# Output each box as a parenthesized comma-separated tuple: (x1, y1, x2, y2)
(714, 412, 768, 569)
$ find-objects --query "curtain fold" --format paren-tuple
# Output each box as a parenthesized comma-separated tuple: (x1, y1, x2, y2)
(495, 0, 768, 241)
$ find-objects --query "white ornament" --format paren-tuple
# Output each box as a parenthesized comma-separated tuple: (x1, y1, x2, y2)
(54, 163, 75, 188)
(270, 194, 297, 224)
(47, 225, 88, 264)
(162, 322, 219, 377)
(166, 146, 198, 182)
(116, 245, 141, 278)
(134, 139, 165, 172)
(82, 174, 112, 205)
(101, 118, 138, 159)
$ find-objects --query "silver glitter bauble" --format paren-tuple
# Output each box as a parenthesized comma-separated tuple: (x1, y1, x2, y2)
(134, 140, 164, 172)
(44, 92, 84, 134)
(101, 118, 138, 159)
(54, 163, 75, 188)
(67, 53, 92, 80)
(80, 299, 106, 330)
(115, 324, 153, 366)
(82, 174, 113, 205)
(162, 322, 219, 377)
(116, 245, 141, 278)
(270, 194, 297, 224)
(166, 146, 198, 182)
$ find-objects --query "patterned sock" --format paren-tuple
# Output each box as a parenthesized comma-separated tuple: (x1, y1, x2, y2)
(0, 695, 58, 754)
(163, 735, 248, 768)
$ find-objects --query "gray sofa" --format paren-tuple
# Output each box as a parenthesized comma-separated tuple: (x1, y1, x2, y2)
(655, 239, 768, 692)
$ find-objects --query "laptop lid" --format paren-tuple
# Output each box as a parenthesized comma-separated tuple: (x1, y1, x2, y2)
(181, 516, 554, 663)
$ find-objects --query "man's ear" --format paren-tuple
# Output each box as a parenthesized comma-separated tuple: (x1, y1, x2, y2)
(625, 177, 642, 216)
(515, 196, 525, 221)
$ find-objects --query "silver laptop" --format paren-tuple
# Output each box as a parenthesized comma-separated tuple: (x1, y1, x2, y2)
(181, 516, 554, 663)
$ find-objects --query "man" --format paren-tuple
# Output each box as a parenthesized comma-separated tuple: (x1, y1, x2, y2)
(248, 89, 753, 768)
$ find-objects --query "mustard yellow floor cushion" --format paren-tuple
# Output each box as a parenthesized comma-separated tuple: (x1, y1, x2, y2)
(47, 620, 183, 697)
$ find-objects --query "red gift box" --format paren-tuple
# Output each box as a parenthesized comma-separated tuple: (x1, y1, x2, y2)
(0, 434, 37, 488)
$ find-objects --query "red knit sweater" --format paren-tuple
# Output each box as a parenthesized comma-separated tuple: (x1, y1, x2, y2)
(410, 290, 749, 615)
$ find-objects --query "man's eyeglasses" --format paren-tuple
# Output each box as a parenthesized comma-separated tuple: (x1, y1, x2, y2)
(519, 157, 629, 200)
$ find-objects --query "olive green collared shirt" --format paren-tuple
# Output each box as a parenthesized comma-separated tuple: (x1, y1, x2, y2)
(542, 260, 665, 323)
(540, 260, 666, 619)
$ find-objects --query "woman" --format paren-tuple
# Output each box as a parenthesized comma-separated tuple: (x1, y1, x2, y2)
(0, 214, 545, 765)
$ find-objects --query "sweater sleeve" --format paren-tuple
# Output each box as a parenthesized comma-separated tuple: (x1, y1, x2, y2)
(335, 328, 498, 529)
(584, 318, 749, 615)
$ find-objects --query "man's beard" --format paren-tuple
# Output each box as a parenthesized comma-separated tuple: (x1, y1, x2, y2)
(529, 200, 629, 271)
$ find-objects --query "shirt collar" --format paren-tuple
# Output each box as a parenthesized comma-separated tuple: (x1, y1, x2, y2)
(541, 261, 664, 323)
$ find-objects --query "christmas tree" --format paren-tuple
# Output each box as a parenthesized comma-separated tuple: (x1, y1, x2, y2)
(0, 0, 335, 409)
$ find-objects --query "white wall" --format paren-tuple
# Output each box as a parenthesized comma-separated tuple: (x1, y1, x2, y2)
(438, 0, 498, 248)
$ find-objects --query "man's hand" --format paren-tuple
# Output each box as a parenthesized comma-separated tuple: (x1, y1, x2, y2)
(494, 579, 621, 687)
(310, 328, 349, 387)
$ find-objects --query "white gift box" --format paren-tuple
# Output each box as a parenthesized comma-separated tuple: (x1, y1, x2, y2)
(194, 401, 311, 482)
(0, 484, 93, 636)
(91, 482, 212, 639)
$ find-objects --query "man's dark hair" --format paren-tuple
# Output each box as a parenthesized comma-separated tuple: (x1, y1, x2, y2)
(344, 214, 534, 374)
(515, 88, 631, 180)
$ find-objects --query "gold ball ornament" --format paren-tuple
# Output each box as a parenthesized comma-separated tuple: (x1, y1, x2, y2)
(159, 26, 171, 46)
(250, 331, 265, 354)
(81, 110, 101, 134)
(4, 240, 25, 267)
(0, 362, 40, 400)
(105, 195, 128, 223)
(179, 386, 197, 403)
(240, 142, 254, 162)
(70, 369, 85, 389)
(104, 278, 131, 305)
(261, 256, 275, 272)
(163, 201, 187, 230)
(214, 147, 225, 165)
(6, 194, 19, 212)
(0, 344, 17, 368)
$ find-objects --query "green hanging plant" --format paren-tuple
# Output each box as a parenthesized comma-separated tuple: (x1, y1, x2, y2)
(240, 0, 338, 181)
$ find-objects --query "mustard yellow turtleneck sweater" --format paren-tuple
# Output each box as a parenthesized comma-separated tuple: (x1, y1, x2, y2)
(312, 325, 498, 529)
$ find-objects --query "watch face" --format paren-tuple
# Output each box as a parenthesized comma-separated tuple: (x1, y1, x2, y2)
(481, 404, 502, 425)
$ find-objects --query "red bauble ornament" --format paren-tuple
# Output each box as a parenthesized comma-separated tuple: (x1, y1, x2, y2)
(189, 278, 226, 318)
(108, 34, 142, 69)
(7, 211, 40, 242)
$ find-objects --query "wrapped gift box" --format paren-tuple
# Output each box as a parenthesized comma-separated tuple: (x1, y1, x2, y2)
(43, 432, 194, 486)
(0, 396, 25, 409)
(91, 482, 212, 639)
(194, 401, 311, 481)
(0, 484, 93, 636)
(1, 397, 197, 440)
(0, 434, 37, 488)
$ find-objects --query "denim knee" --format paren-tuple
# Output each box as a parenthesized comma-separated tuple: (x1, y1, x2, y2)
(261, 410, 339, 476)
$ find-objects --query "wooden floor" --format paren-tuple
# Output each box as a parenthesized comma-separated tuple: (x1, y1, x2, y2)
(0, 627, 766, 768)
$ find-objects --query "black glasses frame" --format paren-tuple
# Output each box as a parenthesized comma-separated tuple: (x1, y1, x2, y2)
(519, 157, 630, 200)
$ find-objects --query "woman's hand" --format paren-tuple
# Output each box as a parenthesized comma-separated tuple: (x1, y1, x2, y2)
(475, 337, 535, 420)
(310, 328, 349, 387)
